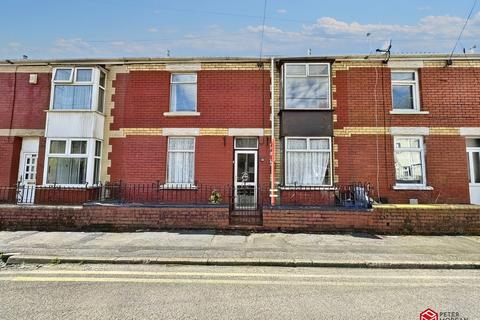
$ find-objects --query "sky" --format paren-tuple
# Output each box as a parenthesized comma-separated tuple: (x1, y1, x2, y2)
(1, 0, 479, 59)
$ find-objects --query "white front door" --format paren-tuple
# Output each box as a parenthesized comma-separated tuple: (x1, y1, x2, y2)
(17, 153, 37, 204)
(234, 150, 258, 210)
(467, 148, 480, 204)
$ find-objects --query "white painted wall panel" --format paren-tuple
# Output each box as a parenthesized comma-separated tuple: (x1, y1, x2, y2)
(45, 112, 105, 139)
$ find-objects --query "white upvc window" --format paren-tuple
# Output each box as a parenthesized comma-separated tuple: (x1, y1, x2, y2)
(391, 70, 420, 111)
(285, 137, 332, 186)
(167, 137, 195, 185)
(284, 63, 331, 110)
(394, 136, 426, 186)
(170, 73, 197, 112)
(50, 67, 106, 112)
(44, 138, 102, 186)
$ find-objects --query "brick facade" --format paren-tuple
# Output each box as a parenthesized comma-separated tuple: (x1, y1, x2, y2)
(0, 55, 479, 223)
(330, 62, 480, 204)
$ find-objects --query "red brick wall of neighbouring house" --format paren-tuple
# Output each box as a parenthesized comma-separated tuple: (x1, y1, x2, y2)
(111, 70, 271, 130)
(0, 137, 22, 186)
(332, 66, 480, 204)
(0, 72, 50, 130)
(333, 67, 480, 128)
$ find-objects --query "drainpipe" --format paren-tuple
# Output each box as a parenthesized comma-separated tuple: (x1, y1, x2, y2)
(270, 57, 276, 206)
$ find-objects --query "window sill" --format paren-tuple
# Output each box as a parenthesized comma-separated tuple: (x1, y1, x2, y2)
(281, 108, 332, 112)
(393, 185, 433, 191)
(163, 112, 200, 117)
(389, 110, 429, 115)
(161, 184, 198, 190)
(46, 109, 104, 116)
(280, 185, 336, 191)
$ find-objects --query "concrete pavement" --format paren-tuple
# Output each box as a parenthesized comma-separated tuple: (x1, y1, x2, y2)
(1, 231, 480, 268)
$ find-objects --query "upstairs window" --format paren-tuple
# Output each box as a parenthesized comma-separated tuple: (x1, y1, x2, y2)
(51, 67, 106, 112)
(170, 73, 197, 112)
(391, 71, 420, 111)
(284, 63, 330, 110)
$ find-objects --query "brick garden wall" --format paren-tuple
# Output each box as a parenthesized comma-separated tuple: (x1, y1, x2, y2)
(0, 205, 230, 232)
(0, 204, 478, 235)
(263, 205, 480, 235)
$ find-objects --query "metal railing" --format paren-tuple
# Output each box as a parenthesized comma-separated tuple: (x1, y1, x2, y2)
(0, 182, 373, 209)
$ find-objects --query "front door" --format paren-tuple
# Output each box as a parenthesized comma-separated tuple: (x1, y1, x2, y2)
(234, 151, 257, 209)
(467, 146, 480, 204)
(17, 153, 37, 204)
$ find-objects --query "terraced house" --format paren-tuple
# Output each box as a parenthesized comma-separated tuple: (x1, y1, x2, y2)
(0, 54, 480, 232)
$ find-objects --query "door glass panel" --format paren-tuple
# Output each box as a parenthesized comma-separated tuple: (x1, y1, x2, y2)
(236, 153, 255, 183)
(473, 152, 480, 183)
(236, 186, 256, 209)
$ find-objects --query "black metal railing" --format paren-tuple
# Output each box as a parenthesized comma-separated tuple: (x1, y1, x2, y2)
(0, 182, 373, 209)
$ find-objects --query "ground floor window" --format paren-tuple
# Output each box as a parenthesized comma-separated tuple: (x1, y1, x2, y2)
(285, 137, 332, 186)
(45, 138, 102, 186)
(394, 136, 425, 185)
(167, 137, 195, 185)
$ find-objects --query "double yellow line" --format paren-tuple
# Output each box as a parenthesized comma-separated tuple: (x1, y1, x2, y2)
(0, 270, 478, 287)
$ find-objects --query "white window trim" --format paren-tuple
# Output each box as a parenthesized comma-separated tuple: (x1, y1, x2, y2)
(43, 138, 101, 187)
(284, 136, 333, 187)
(393, 136, 428, 189)
(391, 70, 421, 112)
(169, 73, 198, 113)
(283, 63, 331, 110)
(50, 67, 105, 113)
(165, 137, 196, 187)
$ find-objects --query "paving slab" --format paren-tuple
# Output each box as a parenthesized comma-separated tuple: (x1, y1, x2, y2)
(1, 231, 479, 267)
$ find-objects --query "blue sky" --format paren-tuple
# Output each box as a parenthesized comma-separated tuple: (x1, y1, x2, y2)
(1, 0, 479, 59)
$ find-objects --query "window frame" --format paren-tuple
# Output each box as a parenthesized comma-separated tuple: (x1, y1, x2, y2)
(284, 136, 333, 187)
(166, 137, 196, 187)
(393, 136, 427, 187)
(169, 73, 198, 113)
(50, 67, 106, 113)
(283, 63, 331, 110)
(43, 138, 102, 186)
(391, 70, 421, 112)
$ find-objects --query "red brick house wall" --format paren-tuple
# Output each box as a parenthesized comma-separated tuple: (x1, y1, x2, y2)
(109, 69, 271, 187)
(333, 65, 480, 204)
(0, 72, 50, 130)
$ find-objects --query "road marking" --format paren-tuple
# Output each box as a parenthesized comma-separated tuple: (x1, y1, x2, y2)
(0, 277, 480, 287)
(0, 270, 478, 280)
(0, 276, 478, 287)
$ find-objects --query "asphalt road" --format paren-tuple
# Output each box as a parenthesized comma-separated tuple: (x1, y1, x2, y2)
(0, 263, 478, 320)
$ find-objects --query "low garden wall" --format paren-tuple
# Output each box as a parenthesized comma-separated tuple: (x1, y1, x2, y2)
(0, 204, 479, 234)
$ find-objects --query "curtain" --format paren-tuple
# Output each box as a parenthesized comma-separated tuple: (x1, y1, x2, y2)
(47, 157, 87, 184)
(167, 138, 195, 184)
(286, 151, 330, 186)
(53, 85, 93, 110)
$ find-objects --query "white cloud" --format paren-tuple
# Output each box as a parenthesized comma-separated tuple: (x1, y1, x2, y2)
(277, 8, 287, 14)
(5, 12, 480, 59)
